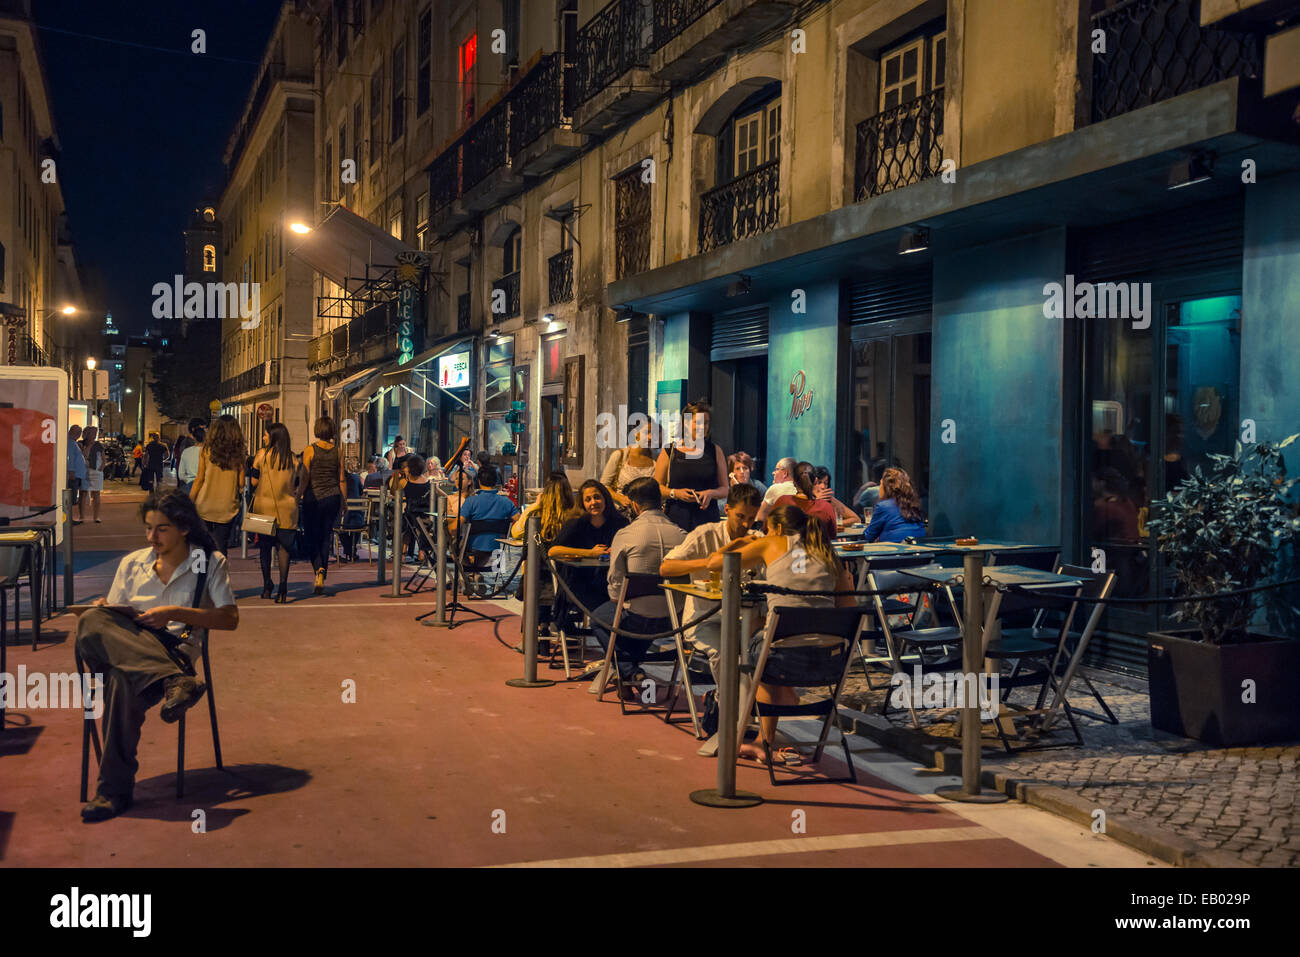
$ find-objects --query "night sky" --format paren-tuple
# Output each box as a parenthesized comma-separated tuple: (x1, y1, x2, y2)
(34, 0, 286, 334)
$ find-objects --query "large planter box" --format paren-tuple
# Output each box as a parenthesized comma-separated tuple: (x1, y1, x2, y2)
(1147, 629, 1300, 746)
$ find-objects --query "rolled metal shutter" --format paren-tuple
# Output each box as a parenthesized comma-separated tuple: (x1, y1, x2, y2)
(1072, 195, 1243, 282)
(848, 264, 933, 324)
(710, 306, 768, 361)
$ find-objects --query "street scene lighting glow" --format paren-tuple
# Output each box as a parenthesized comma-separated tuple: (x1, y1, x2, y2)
(290, 222, 311, 234)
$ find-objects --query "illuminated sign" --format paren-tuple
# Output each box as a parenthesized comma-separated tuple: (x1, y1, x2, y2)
(789, 370, 813, 421)
(439, 352, 470, 388)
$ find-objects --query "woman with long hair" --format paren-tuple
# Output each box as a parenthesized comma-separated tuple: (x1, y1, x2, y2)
(250, 422, 299, 602)
(74, 489, 237, 820)
(512, 471, 580, 543)
(600, 420, 658, 514)
(862, 467, 927, 543)
(190, 414, 246, 552)
(655, 400, 729, 533)
(549, 480, 629, 619)
(300, 416, 346, 595)
(707, 503, 854, 765)
(80, 425, 106, 522)
(771, 461, 838, 542)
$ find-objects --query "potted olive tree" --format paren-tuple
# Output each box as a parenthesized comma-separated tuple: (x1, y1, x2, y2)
(1145, 435, 1300, 745)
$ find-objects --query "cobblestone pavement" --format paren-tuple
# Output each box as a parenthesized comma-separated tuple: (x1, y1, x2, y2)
(841, 669, 1300, 867)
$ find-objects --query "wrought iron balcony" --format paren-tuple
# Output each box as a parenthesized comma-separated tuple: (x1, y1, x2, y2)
(548, 249, 574, 305)
(1090, 0, 1261, 123)
(457, 292, 471, 332)
(308, 331, 333, 367)
(574, 0, 653, 106)
(491, 271, 521, 321)
(698, 160, 780, 254)
(429, 139, 464, 214)
(508, 53, 572, 156)
(614, 165, 652, 279)
(854, 88, 944, 202)
(463, 98, 511, 194)
(221, 359, 280, 399)
(652, 0, 723, 50)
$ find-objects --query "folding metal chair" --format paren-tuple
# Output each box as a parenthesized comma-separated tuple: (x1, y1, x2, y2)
(444, 519, 514, 627)
(403, 514, 441, 594)
(548, 565, 594, 679)
(592, 561, 683, 716)
(983, 564, 1115, 751)
(334, 497, 372, 564)
(77, 630, 224, 801)
(737, 606, 866, 786)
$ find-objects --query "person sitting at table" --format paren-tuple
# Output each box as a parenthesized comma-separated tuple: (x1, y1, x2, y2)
(811, 466, 861, 527)
(385, 436, 408, 470)
(754, 456, 799, 524)
(426, 455, 446, 482)
(771, 461, 837, 542)
(584, 477, 685, 690)
(362, 456, 386, 491)
(862, 467, 927, 543)
(513, 471, 579, 541)
(399, 455, 434, 563)
(727, 451, 767, 498)
(76, 490, 238, 821)
(549, 480, 627, 625)
(449, 464, 519, 581)
(706, 503, 854, 765)
(660, 482, 762, 704)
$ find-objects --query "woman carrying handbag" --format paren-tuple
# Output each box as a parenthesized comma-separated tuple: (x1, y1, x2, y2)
(247, 423, 299, 603)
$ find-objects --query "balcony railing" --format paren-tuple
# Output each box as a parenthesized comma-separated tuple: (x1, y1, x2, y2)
(548, 249, 574, 305)
(463, 98, 511, 193)
(1090, 0, 1261, 123)
(614, 164, 652, 279)
(698, 160, 780, 254)
(306, 300, 400, 371)
(574, 0, 653, 105)
(221, 359, 280, 399)
(457, 292, 472, 332)
(9, 332, 48, 366)
(508, 52, 572, 156)
(491, 271, 521, 320)
(854, 88, 944, 202)
(429, 138, 464, 214)
(651, 0, 723, 51)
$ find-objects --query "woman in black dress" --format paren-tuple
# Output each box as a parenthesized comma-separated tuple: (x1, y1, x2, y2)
(654, 400, 729, 533)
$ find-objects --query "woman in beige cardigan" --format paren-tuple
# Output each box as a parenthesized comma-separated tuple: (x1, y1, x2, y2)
(189, 414, 246, 553)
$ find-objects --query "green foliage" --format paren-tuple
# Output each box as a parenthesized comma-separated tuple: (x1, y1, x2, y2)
(148, 325, 221, 424)
(1147, 435, 1300, 643)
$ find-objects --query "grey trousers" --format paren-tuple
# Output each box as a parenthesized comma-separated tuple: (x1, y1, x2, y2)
(75, 608, 191, 798)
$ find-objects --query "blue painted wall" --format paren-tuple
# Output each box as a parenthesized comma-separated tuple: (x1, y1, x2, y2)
(929, 229, 1068, 543)
(661, 312, 691, 381)
(765, 280, 842, 474)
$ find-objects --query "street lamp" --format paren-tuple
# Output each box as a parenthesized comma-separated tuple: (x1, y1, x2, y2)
(289, 222, 311, 235)
(86, 357, 103, 429)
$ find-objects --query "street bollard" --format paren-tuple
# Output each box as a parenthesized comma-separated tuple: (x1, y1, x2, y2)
(377, 485, 388, 585)
(63, 488, 75, 609)
(381, 486, 404, 599)
(935, 551, 1007, 803)
(507, 511, 554, 688)
(691, 550, 762, 808)
(421, 489, 450, 627)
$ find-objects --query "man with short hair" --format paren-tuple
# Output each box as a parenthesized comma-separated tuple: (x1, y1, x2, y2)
(141, 433, 168, 492)
(755, 456, 798, 523)
(176, 420, 206, 494)
(362, 456, 386, 490)
(450, 464, 520, 578)
(586, 476, 685, 693)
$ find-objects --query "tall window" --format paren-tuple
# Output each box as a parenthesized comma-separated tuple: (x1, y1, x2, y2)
(324, 140, 333, 201)
(503, 226, 522, 275)
(352, 99, 363, 166)
(338, 121, 347, 181)
(880, 30, 945, 111)
(389, 203, 402, 241)
(458, 34, 477, 125)
(203, 245, 216, 272)
(391, 41, 406, 142)
(335, 0, 349, 63)
(415, 191, 429, 250)
(613, 163, 651, 279)
(417, 10, 432, 116)
(370, 65, 383, 165)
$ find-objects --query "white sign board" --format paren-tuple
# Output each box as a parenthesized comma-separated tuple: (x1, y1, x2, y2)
(438, 352, 470, 389)
(0, 366, 69, 543)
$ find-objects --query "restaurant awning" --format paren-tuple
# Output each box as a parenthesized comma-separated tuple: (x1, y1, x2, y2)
(376, 333, 476, 410)
(321, 365, 380, 402)
(288, 205, 419, 295)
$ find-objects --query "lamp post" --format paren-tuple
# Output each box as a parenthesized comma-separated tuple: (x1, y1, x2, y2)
(86, 357, 103, 427)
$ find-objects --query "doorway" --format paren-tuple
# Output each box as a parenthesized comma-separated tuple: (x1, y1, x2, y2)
(709, 356, 767, 472)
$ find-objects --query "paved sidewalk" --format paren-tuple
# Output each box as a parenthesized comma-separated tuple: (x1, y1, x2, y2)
(841, 670, 1300, 867)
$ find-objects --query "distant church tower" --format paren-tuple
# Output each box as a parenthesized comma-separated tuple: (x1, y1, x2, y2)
(181, 204, 223, 337)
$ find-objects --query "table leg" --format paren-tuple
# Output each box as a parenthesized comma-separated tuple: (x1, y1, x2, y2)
(31, 544, 41, 650)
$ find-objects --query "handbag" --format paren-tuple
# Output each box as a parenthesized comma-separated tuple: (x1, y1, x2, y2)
(241, 451, 290, 537)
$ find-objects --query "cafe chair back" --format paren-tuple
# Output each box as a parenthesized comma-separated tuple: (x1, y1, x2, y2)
(77, 630, 224, 802)
(594, 556, 682, 715)
(334, 496, 374, 565)
(403, 514, 441, 594)
(453, 518, 514, 598)
(737, 606, 866, 786)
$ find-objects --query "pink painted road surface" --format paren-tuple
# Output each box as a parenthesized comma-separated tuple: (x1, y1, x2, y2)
(0, 490, 1146, 867)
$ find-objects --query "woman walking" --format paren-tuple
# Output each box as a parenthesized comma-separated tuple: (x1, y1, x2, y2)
(251, 423, 299, 603)
(301, 416, 346, 596)
(80, 426, 106, 522)
(190, 414, 246, 553)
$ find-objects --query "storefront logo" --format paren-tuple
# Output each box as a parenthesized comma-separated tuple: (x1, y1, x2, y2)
(439, 353, 469, 388)
(1043, 275, 1152, 329)
(789, 370, 813, 421)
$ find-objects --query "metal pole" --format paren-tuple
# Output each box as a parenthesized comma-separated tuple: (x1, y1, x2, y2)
(377, 484, 388, 585)
(62, 487, 75, 608)
(691, 549, 761, 808)
(239, 480, 248, 560)
(381, 486, 404, 598)
(507, 511, 554, 688)
(936, 550, 1006, 803)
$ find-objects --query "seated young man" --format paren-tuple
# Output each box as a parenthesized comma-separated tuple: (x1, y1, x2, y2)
(449, 464, 520, 579)
(586, 476, 685, 693)
(76, 490, 238, 821)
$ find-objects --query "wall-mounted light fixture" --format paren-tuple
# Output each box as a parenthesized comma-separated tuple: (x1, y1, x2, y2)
(898, 226, 930, 255)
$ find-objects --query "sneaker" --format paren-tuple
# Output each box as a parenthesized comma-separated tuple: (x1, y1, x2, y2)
(81, 790, 132, 822)
(159, 675, 206, 724)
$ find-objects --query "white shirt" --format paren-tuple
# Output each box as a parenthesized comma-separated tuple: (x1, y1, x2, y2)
(762, 480, 797, 506)
(662, 519, 757, 623)
(178, 444, 202, 483)
(107, 546, 236, 650)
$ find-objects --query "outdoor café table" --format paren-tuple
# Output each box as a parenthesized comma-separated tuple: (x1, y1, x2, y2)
(0, 528, 44, 651)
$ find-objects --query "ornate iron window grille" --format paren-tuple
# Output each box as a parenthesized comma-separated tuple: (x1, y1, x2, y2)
(491, 271, 521, 320)
(698, 159, 780, 254)
(613, 164, 652, 279)
(221, 359, 280, 399)
(457, 292, 472, 332)
(574, 0, 653, 106)
(1090, 0, 1261, 123)
(651, 0, 723, 51)
(854, 88, 944, 202)
(508, 53, 571, 156)
(548, 248, 574, 304)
